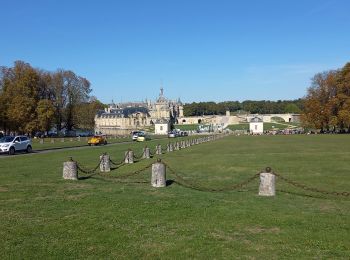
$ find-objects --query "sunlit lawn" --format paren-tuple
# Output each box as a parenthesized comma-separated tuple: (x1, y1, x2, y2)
(0, 134, 349, 259)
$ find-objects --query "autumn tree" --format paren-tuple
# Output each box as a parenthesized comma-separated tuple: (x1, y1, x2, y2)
(75, 97, 105, 130)
(0, 61, 41, 133)
(302, 62, 350, 132)
(0, 61, 99, 135)
(36, 99, 56, 132)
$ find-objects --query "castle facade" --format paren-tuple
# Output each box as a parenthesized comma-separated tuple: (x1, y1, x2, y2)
(95, 88, 183, 135)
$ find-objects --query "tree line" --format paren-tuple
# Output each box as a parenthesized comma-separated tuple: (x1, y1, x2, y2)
(183, 99, 303, 116)
(0, 61, 104, 135)
(302, 62, 350, 132)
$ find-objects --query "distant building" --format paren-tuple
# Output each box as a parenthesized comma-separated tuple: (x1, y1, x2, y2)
(94, 88, 183, 135)
(249, 116, 264, 134)
(154, 119, 170, 135)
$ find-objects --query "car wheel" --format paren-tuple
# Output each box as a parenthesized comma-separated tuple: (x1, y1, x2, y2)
(9, 147, 15, 155)
(26, 145, 32, 153)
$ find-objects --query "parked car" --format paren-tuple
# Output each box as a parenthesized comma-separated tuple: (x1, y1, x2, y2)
(168, 131, 176, 138)
(180, 131, 188, 136)
(136, 132, 150, 142)
(0, 136, 32, 155)
(88, 135, 107, 146)
(131, 131, 144, 141)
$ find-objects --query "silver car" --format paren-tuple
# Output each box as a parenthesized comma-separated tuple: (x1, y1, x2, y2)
(0, 136, 33, 155)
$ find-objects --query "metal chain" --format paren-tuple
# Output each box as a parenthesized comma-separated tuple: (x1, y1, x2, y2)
(163, 161, 260, 192)
(98, 163, 153, 180)
(109, 153, 128, 166)
(273, 172, 350, 197)
(133, 152, 144, 161)
(75, 157, 103, 176)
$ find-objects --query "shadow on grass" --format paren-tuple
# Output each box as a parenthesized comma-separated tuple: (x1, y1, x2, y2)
(276, 189, 334, 200)
(166, 180, 175, 186)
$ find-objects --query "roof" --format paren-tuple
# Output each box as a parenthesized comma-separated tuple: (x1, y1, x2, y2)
(154, 118, 169, 124)
(96, 107, 150, 118)
(250, 116, 263, 123)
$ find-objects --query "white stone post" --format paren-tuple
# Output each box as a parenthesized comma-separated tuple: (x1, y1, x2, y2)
(259, 167, 276, 196)
(143, 147, 150, 159)
(63, 160, 78, 180)
(156, 144, 162, 155)
(151, 159, 166, 188)
(125, 150, 134, 164)
(99, 153, 111, 172)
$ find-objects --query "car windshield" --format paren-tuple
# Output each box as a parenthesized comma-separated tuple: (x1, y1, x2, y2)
(0, 136, 15, 143)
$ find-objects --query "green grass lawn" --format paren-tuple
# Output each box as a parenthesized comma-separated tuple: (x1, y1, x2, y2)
(30, 135, 168, 151)
(0, 135, 349, 258)
(30, 136, 131, 150)
(228, 122, 302, 131)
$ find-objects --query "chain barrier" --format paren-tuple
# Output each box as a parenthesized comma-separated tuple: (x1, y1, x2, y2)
(109, 158, 124, 166)
(98, 163, 153, 180)
(162, 160, 260, 192)
(149, 149, 156, 157)
(75, 157, 103, 177)
(273, 172, 350, 197)
(133, 152, 144, 161)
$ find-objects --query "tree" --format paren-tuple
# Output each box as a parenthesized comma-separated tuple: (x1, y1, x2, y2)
(75, 97, 105, 130)
(36, 99, 56, 132)
(0, 61, 96, 135)
(302, 62, 350, 132)
(1, 61, 41, 134)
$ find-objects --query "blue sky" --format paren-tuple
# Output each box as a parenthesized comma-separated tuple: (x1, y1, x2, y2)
(1, 0, 349, 103)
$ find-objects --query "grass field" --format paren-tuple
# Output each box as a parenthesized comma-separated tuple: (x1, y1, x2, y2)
(228, 122, 302, 131)
(30, 135, 167, 151)
(30, 136, 130, 150)
(0, 135, 349, 258)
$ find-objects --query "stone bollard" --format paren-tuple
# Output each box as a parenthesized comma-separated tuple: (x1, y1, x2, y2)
(143, 146, 150, 159)
(99, 153, 111, 172)
(40, 138, 44, 144)
(124, 149, 134, 164)
(174, 142, 179, 150)
(181, 141, 186, 149)
(151, 159, 166, 188)
(51, 139, 54, 144)
(63, 159, 78, 180)
(156, 144, 162, 155)
(167, 143, 173, 152)
(259, 167, 276, 196)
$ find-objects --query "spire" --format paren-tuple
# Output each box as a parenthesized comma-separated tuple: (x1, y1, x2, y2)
(157, 81, 166, 102)
(160, 80, 164, 98)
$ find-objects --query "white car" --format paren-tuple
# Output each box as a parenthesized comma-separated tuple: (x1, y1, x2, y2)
(0, 136, 33, 155)
(168, 132, 176, 138)
(131, 131, 144, 141)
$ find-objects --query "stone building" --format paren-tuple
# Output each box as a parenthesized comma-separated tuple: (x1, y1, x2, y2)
(94, 88, 183, 135)
(154, 118, 170, 135)
(249, 116, 264, 134)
